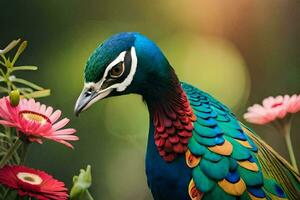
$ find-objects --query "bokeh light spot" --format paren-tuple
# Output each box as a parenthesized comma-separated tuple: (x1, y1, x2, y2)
(159, 33, 251, 111)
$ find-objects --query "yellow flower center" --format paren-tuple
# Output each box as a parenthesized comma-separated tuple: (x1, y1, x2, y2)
(17, 172, 43, 185)
(20, 111, 51, 125)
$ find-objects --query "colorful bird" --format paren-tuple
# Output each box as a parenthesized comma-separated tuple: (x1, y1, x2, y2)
(74, 32, 300, 200)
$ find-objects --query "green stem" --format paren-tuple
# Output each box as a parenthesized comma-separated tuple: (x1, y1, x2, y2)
(20, 141, 30, 164)
(0, 138, 22, 168)
(2, 188, 10, 200)
(1, 188, 18, 200)
(4, 126, 11, 142)
(84, 190, 94, 200)
(283, 124, 299, 173)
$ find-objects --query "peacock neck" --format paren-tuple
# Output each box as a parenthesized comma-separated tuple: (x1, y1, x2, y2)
(144, 68, 181, 109)
(144, 68, 196, 162)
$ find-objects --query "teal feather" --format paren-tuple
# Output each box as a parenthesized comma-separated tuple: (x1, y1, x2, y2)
(210, 106, 227, 116)
(184, 83, 269, 198)
(194, 110, 217, 119)
(196, 117, 217, 127)
(200, 157, 230, 180)
(194, 122, 222, 138)
(248, 186, 266, 198)
(193, 105, 212, 113)
(218, 123, 247, 140)
(216, 114, 230, 122)
(229, 158, 238, 171)
(238, 165, 263, 187)
(243, 133, 258, 152)
(226, 137, 251, 160)
(192, 166, 215, 192)
(203, 185, 236, 200)
(203, 149, 223, 162)
(264, 178, 287, 198)
(193, 133, 220, 147)
(217, 119, 242, 131)
(239, 191, 252, 200)
(188, 137, 207, 156)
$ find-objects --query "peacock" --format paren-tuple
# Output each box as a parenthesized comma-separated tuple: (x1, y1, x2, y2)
(74, 32, 300, 200)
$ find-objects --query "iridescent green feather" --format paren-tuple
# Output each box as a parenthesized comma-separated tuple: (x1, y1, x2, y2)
(203, 185, 236, 200)
(200, 157, 230, 180)
(192, 166, 215, 192)
(241, 123, 300, 199)
(182, 83, 300, 200)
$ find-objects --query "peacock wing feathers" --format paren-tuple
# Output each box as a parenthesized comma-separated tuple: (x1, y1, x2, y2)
(241, 123, 300, 199)
(182, 83, 299, 200)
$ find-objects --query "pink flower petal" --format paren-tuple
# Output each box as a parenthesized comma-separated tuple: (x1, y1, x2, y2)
(45, 106, 53, 117)
(49, 110, 62, 123)
(39, 104, 46, 114)
(244, 94, 300, 125)
(53, 128, 77, 135)
(0, 96, 78, 148)
(48, 135, 79, 140)
(0, 120, 18, 127)
(52, 118, 70, 131)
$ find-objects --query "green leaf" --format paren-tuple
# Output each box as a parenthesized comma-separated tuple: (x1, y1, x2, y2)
(2, 189, 18, 200)
(11, 77, 44, 90)
(12, 66, 38, 71)
(0, 61, 5, 67)
(0, 139, 10, 145)
(0, 152, 7, 156)
(0, 146, 8, 151)
(0, 39, 21, 55)
(17, 87, 34, 93)
(0, 132, 9, 138)
(23, 89, 51, 98)
(11, 41, 27, 66)
(0, 138, 22, 168)
(0, 69, 5, 76)
(0, 86, 9, 93)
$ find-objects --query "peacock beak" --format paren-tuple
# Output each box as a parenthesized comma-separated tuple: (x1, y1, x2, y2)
(74, 87, 113, 116)
(74, 88, 95, 116)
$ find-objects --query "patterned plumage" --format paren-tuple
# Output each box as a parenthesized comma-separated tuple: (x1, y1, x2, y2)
(182, 83, 300, 199)
(74, 32, 300, 200)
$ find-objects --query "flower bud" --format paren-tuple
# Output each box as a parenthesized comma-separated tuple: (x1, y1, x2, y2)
(9, 90, 20, 106)
(70, 165, 92, 199)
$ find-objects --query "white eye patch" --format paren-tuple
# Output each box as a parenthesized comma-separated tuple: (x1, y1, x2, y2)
(84, 46, 138, 93)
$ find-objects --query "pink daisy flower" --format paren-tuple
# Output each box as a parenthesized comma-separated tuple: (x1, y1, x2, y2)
(0, 97, 78, 148)
(244, 94, 300, 125)
(0, 165, 68, 200)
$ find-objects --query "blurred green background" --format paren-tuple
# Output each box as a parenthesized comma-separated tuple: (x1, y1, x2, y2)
(0, 0, 299, 199)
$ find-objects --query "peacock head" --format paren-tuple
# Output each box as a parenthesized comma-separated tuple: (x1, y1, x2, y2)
(74, 32, 173, 116)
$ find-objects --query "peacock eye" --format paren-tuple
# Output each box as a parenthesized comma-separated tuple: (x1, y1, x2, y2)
(109, 62, 125, 78)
